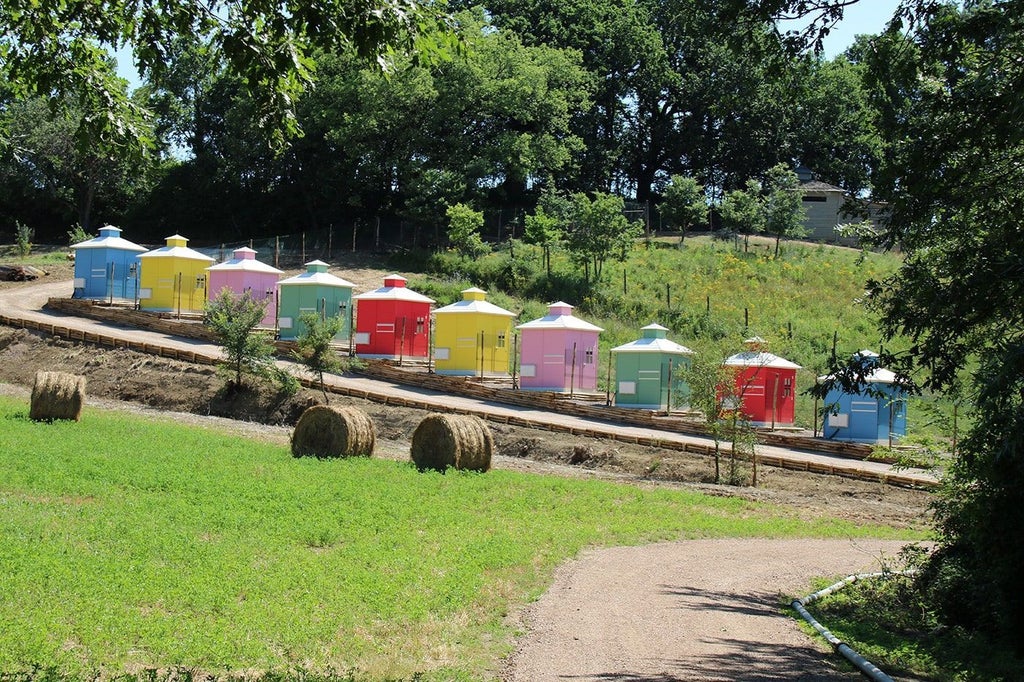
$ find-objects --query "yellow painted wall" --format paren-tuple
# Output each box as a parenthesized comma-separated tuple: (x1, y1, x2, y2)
(434, 312, 512, 375)
(138, 236, 214, 313)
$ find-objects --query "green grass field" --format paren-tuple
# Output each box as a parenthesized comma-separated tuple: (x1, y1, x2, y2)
(0, 395, 921, 680)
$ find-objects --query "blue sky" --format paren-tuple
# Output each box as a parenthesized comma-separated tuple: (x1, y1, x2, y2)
(808, 0, 902, 57)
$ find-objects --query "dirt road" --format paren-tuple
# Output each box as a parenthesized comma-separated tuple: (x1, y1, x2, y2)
(503, 538, 915, 681)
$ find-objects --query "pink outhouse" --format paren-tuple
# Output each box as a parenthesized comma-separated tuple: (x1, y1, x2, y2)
(353, 275, 435, 360)
(516, 302, 603, 393)
(206, 247, 283, 327)
(722, 337, 801, 427)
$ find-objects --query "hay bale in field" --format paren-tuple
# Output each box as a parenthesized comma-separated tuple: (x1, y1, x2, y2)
(410, 413, 493, 472)
(291, 405, 376, 458)
(30, 371, 86, 422)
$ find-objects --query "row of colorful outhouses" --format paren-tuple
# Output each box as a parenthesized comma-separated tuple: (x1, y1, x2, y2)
(71, 228, 907, 444)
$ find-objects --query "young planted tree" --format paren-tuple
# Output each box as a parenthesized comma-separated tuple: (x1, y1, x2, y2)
(719, 179, 765, 249)
(682, 346, 760, 486)
(563, 192, 643, 283)
(445, 202, 489, 258)
(204, 288, 277, 389)
(762, 163, 807, 258)
(681, 353, 731, 483)
(523, 207, 562, 278)
(293, 311, 346, 402)
(660, 175, 707, 244)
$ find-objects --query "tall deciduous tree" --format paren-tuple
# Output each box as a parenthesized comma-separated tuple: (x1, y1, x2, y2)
(0, 90, 154, 237)
(1, 0, 456, 155)
(858, 0, 1024, 650)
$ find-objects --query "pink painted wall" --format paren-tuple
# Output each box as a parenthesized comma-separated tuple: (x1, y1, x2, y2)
(518, 328, 600, 392)
(206, 248, 281, 327)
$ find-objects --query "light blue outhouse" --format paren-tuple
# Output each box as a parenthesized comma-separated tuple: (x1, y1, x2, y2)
(70, 225, 147, 301)
(820, 350, 907, 444)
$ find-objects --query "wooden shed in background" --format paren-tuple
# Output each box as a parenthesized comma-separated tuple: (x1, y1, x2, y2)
(276, 260, 355, 341)
(353, 274, 434, 360)
(819, 350, 907, 444)
(138, 234, 215, 315)
(722, 337, 801, 427)
(432, 287, 515, 376)
(70, 225, 147, 302)
(516, 302, 603, 393)
(206, 247, 283, 327)
(611, 323, 694, 409)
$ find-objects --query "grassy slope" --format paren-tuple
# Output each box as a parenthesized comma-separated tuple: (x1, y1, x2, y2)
(0, 396, 920, 680)
(410, 236, 914, 431)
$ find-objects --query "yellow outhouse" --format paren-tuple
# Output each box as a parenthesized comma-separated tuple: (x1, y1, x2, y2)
(432, 287, 516, 376)
(138, 234, 215, 314)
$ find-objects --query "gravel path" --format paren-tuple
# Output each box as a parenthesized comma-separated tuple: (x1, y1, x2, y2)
(502, 538, 914, 681)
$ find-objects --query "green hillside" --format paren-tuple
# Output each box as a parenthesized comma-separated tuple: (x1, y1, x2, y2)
(405, 235, 930, 433)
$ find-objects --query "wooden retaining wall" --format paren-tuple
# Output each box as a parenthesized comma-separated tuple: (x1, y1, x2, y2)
(1, 303, 936, 489)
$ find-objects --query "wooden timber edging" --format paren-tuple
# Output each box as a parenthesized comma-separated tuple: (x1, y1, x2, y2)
(44, 297, 219, 343)
(0, 311, 220, 366)
(0, 308, 937, 490)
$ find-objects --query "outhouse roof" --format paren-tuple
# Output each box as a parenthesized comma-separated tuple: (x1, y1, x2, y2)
(207, 247, 283, 274)
(70, 225, 147, 253)
(816, 350, 899, 385)
(612, 323, 693, 354)
(817, 367, 898, 385)
(278, 268, 355, 288)
(433, 288, 515, 316)
(516, 301, 603, 332)
(724, 351, 802, 370)
(138, 234, 215, 262)
(354, 275, 434, 303)
(611, 336, 694, 355)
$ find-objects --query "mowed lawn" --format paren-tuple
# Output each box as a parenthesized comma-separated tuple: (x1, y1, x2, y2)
(0, 395, 919, 680)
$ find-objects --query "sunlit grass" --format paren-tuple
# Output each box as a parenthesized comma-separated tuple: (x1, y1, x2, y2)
(0, 395, 921, 680)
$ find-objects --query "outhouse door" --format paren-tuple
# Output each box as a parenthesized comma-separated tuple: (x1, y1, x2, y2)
(849, 400, 879, 442)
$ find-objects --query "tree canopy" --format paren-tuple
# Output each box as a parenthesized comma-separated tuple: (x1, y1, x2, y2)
(857, 0, 1024, 648)
(0, 0, 457, 154)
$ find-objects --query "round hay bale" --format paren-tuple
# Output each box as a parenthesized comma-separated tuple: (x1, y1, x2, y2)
(291, 405, 376, 458)
(410, 413, 493, 472)
(30, 371, 86, 422)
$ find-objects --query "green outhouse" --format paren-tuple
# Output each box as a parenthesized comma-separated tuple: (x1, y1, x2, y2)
(611, 324, 694, 409)
(276, 260, 355, 340)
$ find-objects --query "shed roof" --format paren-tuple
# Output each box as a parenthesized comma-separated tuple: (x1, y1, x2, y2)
(433, 287, 515, 316)
(800, 179, 845, 193)
(353, 274, 435, 303)
(516, 301, 603, 332)
(138, 234, 215, 262)
(70, 225, 147, 253)
(206, 247, 283, 275)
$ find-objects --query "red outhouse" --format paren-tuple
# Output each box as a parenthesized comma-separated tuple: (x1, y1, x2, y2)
(722, 337, 801, 427)
(353, 275, 434, 360)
